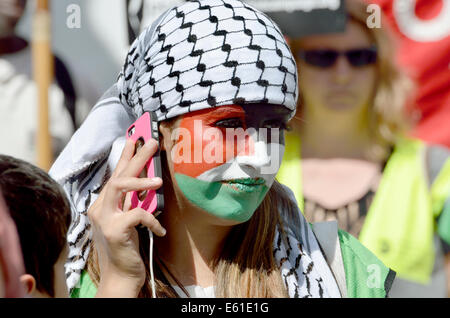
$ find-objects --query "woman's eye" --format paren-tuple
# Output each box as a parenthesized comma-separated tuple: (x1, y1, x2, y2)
(263, 120, 288, 130)
(214, 118, 245, 128)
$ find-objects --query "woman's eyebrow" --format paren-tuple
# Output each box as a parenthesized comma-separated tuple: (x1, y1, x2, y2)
(206, 106, 246, 117)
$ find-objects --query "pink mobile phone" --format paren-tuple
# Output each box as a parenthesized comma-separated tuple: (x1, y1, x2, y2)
(126, 111, 164, 215)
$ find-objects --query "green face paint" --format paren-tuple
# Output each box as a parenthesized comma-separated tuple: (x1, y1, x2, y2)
(175, 173, 269, 222)
(171, 105, 287, 223)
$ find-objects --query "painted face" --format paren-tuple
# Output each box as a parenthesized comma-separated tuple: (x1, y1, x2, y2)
(170, 104, 290, 223)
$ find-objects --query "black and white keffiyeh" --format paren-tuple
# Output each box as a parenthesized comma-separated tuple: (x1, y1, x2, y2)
(118, 0, 298, 121)
(50, 0, 340, 298)
(276, 186, 341, 298)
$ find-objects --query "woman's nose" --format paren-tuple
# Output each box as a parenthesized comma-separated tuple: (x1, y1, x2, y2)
(332, 55, 353, 85)
(236, 139, 271, 168)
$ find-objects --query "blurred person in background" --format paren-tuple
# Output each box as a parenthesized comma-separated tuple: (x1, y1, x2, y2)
(0, 0, 81, 165)
(276, 0, 450, 297)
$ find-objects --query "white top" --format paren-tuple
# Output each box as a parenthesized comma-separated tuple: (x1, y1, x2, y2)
(0, 47, 89, 164)
(172, 285, 216, 298)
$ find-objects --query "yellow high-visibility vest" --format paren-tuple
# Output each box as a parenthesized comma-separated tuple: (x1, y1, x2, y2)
(277, 133, 450, 283)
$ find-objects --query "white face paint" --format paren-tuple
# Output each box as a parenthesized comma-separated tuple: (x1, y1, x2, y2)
(197, 138, 285, 188)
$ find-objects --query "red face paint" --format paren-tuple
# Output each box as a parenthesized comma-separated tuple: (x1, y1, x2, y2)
(172, 105, 256, 178)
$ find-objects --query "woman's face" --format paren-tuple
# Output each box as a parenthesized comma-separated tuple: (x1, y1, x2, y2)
(161, 104, 291, 224)
(296, 21, 377, 114)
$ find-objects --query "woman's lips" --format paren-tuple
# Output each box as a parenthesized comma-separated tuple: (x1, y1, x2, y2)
(221, 178, 265, 193)
(223, 178, 265, 185)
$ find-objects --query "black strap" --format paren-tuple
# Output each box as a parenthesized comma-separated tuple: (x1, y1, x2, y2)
(53, 55, 78, 130)
(3, 37, 78, 131)
(126, 0, 144, 45)
(384, 269, 396, 298)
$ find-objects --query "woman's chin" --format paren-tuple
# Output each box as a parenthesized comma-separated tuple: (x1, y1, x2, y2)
(196, 206, 250, 227)
(324, 100, 359, 112)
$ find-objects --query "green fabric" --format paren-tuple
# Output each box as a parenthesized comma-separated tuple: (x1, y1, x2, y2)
(431, 160, 450, 244)
(338, 229, 394, 298)
(438, 200, 450, 244)
(70, 270, 97, 298)
(278, 134, 450, 283)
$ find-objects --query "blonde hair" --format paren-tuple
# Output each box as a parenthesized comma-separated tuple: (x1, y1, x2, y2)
(290, 0, 415, 161)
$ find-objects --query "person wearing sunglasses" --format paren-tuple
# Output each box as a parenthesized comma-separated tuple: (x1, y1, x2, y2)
(276, 0, 450, 297)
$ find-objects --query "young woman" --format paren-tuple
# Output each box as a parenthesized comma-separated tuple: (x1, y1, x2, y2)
(50, 0, 393, 298)
(277, 0, 450, 297)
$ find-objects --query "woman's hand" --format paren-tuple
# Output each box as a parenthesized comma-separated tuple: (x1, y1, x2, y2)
(88, 138, 166, 298)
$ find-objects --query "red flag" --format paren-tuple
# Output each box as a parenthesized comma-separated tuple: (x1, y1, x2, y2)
(367, 0, 450, 148)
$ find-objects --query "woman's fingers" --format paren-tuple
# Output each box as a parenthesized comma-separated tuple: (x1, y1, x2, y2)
(119, 139, 159, 178)
(121, 191, 132, 212)
(124, 208, 166, 237)
(104, 177, 163, 211)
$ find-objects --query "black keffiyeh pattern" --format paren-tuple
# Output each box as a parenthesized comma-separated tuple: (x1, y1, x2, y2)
(117, 0, 298, 121)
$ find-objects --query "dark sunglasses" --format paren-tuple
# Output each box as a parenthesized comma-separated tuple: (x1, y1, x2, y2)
(297, 47, 378, 68)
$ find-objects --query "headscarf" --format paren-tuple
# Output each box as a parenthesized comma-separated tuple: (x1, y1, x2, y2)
(50, 0, 340, 297)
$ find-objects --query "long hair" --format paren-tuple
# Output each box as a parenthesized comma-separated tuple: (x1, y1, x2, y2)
(290, 0, 414, 161)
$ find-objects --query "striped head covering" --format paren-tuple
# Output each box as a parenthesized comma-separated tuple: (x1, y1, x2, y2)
(50, 0, 340, 297)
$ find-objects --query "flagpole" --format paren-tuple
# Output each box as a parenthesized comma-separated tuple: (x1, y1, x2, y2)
(32, 0, 53, 171)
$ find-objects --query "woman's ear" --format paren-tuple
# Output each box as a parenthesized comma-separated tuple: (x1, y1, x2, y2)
(158, 119, 178, 152)
(158, 123, 168, 152)
(19, 274, 36, 295)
